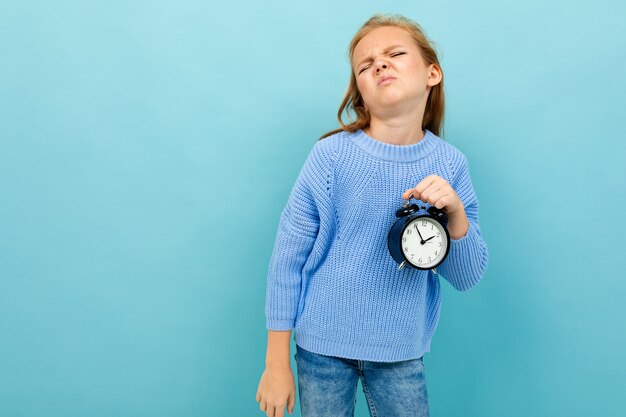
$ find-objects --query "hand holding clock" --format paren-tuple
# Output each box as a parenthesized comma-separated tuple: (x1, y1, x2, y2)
(402, 175, 470, 240)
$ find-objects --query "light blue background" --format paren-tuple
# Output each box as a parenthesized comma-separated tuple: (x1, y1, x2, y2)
(1, 1, 625, 416)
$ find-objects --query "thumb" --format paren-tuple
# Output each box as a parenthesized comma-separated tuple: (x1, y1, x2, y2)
(288, 391, 296, 414)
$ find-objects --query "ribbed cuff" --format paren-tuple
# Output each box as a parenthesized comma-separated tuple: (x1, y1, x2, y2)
(266, 318, 295, 331)
(441, 221, 488, 290)
(449, 220, 478, 252)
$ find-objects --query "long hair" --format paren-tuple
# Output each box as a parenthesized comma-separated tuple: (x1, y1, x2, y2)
(319, 14, 445, 140)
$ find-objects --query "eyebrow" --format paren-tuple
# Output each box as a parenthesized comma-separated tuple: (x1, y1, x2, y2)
(355, 44, 405, 68)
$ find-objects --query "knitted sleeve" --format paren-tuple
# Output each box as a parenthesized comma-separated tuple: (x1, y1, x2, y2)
(265, 140, 334, 330)
(437, 152, 489, 291)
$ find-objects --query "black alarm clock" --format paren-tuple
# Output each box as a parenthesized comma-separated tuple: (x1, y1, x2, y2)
(387, 194, 451, 273)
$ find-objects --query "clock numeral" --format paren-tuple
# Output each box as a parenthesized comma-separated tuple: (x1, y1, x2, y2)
(402, 237, 406, 242)
(421, 221, 427, 227)
(407, 229, 412, 234)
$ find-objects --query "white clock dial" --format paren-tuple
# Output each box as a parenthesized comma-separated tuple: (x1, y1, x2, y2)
(401, 216, 448, 268)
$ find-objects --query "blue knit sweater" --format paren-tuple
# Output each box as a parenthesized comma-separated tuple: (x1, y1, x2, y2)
(265, 128, 489, 362)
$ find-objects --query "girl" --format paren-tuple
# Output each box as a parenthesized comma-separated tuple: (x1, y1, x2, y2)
(256, 13, 489, 417)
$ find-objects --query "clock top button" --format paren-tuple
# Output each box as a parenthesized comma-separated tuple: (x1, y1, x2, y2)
(395, 203, 420, 218)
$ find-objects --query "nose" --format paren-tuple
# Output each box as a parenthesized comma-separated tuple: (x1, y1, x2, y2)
(375, 62, 388, 73)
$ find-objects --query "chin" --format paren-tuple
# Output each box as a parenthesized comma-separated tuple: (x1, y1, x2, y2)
(378, 95, 409, 109)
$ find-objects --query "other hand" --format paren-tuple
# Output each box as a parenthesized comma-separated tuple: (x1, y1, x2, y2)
(256, 366, 296, 417)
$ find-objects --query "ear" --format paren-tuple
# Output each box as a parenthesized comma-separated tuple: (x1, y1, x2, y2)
(426, 64, 442, 87)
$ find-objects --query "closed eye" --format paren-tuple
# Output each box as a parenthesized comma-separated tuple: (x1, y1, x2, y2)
(359, 51, 406, 74)
(358, 65, 371, 74)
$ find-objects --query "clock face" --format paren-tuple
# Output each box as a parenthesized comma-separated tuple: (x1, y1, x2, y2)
(401, 216, 449, 269)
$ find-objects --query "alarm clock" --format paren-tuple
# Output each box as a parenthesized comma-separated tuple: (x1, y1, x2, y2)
(387, 195, 451, 273)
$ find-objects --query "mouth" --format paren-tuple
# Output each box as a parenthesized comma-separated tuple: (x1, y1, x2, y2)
(378, 76, 396, 86)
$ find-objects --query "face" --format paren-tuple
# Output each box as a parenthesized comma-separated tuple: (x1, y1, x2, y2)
(352, 26, 441, 117)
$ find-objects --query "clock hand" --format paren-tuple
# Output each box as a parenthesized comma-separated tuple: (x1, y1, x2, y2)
(414, 224, 425, 244)
(423, 235, 436, 243)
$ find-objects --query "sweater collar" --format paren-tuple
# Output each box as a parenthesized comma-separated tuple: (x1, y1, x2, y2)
(349, 128, 440, 162)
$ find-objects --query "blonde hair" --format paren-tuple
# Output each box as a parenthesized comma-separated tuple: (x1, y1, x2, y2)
(319, 14, 445, 140)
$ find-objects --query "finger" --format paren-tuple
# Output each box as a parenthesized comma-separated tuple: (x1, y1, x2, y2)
(432, 194, 448, 209)
(256, 391, 261, 402)
(422, 188, 445, 207)
(402, 176, 436, 200)
(405, 174, 447, 201)
(418, 175, 440, 191)
(267, 405, 276, 417)
(288, 391, 295, 414)
(413, 176, 440, 199)
(419, 183, 444, 204)
(259, 399, 267, 412)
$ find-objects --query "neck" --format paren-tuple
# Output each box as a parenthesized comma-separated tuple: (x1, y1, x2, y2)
(364, 118, 425, 146)
(364, 105, 426, 146)
(363, 93, 429, 145)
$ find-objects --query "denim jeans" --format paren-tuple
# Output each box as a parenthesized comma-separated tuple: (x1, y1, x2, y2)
(294, 344, 430, 417)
